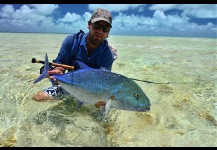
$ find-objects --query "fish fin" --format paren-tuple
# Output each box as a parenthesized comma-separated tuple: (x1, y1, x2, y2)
(33, 53, 49, 83)
(75, 100, 83, 111)
(74, 60, 91, 70)
(100, 67, 110, 71)
(101, 96, 115, 116)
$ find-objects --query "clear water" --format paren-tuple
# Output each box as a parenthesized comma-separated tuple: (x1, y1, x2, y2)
(0, 33, 216, 147)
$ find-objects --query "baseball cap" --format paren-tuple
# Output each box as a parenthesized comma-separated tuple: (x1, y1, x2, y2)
(90, 8, 112, 27)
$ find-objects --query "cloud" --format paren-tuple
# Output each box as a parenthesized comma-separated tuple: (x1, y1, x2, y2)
(88, 4, 146, 12)
(58, 12, 81, 23)
(0, 4, 58, 19)
(29, 4, 58, 15)
(0, 4, 15, 18)
(0, 4, 216, 38)
(0, 4, 59, 32)
(149, 4, 217, 18)
(110, 9, 215, 37)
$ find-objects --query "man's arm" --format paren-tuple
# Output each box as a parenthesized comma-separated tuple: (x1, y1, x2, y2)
(53, 34, 74, 65)
(100, 46, 114, 71)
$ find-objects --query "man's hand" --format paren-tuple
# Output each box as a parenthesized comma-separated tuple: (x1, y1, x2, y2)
(48, 67, 65, 81)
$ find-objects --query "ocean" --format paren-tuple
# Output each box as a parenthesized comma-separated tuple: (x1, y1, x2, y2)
(0, 32, 216, 146)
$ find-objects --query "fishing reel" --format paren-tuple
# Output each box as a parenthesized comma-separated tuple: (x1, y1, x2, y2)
(39, 65, 54, 74)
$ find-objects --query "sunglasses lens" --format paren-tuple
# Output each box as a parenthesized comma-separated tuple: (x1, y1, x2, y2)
(102, 26, 110, 32)
(92, 22, 100, 29)
(92, 22, 110, 32)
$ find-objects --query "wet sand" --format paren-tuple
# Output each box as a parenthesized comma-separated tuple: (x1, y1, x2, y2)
(0, 33, 216, 147)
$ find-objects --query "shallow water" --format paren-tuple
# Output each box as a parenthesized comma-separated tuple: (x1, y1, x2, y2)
(0, 33, 216, 147)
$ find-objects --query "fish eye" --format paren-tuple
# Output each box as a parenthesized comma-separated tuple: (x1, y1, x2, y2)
(134, 93, 140, 99)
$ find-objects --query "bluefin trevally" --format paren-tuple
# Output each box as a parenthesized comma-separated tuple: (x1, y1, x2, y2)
(33, 53, 151, 115)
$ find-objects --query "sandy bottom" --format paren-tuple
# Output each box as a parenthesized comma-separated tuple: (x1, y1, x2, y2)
(0, 33, 216, 147)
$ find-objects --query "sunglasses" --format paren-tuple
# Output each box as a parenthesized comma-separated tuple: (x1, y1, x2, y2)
(92, 22, 111, 33)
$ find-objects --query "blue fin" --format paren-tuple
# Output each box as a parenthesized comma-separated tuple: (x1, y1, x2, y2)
(75, 60, 91, 70)
(33, 53, 49, 83)
(75, 100, 83, 111)
(100, 67, 110, 71)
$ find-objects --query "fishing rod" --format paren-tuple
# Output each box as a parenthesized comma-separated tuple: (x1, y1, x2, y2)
(31, 58, 186, 84)
(32, 58, 74, 70)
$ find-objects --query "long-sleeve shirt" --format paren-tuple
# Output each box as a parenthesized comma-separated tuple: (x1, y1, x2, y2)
(53, 33, 114, 71)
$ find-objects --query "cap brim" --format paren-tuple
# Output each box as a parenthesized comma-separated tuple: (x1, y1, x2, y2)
(91, 18, 112, 27)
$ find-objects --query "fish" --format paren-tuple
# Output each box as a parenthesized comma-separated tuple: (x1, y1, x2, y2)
(33, 53, 151, 115)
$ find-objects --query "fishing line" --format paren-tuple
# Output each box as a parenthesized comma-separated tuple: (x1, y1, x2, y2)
(130, 78, 170, 84)
(130, 78, 195, 85)
(32, 57, 195, 85)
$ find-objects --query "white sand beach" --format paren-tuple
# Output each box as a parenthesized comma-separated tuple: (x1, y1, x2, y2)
(0, 32, 216, 147)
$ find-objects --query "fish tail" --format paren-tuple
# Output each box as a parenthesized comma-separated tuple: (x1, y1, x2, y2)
(33, 53, 49, 83)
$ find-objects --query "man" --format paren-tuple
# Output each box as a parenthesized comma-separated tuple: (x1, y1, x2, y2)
(32, 8, 115, 101)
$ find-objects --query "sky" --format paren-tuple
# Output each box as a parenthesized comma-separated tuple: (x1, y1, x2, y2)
(0, 4, 216, 38)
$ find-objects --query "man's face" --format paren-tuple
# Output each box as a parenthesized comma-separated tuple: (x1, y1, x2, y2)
(88, 20, 111, 45)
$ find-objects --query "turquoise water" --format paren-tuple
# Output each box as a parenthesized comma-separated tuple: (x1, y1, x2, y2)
(0, 33, 216, 146)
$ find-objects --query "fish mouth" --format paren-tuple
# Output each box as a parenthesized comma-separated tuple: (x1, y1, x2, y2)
(137, 106, 151, 112)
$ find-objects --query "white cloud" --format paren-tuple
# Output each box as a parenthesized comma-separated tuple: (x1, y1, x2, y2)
(58, 12, 81, 23)
(29, 4, 58, 15)
(0, 4, 59, 32)
(153, 10, 167, 19)
(88, 4, 146, 12)
(0, 4, 58, 19)
(149, 4, 217, 18)
(110, 9, 215, 37)
(83, 12, 92, 22)
(149, 4, 181, 11)
(180, 4, 217, 18)
(0, 4, 15, 17)
(0, 4, 216, 37)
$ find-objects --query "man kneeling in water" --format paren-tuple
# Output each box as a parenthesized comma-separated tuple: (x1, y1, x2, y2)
(32, 8, 118, 102)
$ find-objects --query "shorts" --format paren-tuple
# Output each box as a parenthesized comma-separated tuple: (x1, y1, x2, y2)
(43, 85, 68, 97)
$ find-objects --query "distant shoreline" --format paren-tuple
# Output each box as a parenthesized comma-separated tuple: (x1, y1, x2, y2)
(0, 31, 215, 39)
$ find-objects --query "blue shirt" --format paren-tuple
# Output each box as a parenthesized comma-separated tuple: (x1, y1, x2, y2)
(53, 33, 114, 71)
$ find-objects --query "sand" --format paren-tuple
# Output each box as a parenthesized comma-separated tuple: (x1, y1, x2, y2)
(0, 32, 216, 147)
